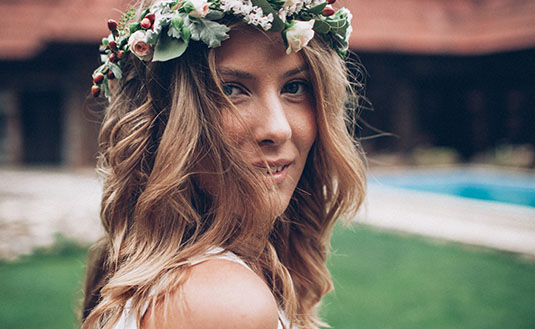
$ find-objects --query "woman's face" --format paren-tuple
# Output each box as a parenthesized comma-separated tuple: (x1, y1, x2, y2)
(215, 28, 317, 215)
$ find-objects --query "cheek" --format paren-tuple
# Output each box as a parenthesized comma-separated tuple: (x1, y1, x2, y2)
(221, 110, 254, 153)
(221, 110, 243, 141)
(293, 107, 317, 154)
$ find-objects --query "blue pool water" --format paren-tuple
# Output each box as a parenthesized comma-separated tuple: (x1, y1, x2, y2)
(371, 169, 535, 208)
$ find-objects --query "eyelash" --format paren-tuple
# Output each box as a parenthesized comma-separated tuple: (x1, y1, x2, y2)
(221, 80, 310, 97)
(282, 80, 309, 95)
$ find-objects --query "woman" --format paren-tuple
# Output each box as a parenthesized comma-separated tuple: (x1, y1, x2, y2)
(82, 1, 366, 328)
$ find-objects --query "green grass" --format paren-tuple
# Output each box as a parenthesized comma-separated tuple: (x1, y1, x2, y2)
(322, 225, 535, 329)
(0, 241, 88, 329)
(1, 227, 534, 329)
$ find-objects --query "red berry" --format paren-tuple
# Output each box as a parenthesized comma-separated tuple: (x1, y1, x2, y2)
(93, 73, 105, 84)
(107, 70, 115, 80)
(140, 18, 152, 29)
(109, 53, 118, 63)
(107, 19, 118, 31)
(323, 7, 335, 16)
(108, 41, 117, 52)
(117, 50, 126, 59)
(145, 13, 156, 24)
(91, 85, 101, 97)
(327, 0, 336, 4)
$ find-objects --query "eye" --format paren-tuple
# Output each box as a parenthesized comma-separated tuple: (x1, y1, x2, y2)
(282, 80, 309, 95)
(222, 84, 244, 97)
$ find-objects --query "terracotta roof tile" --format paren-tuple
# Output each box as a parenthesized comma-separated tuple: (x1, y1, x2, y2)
(1, 0, 126, 60)
(2, 0, 535, 59)
(346, 0, 535, 54)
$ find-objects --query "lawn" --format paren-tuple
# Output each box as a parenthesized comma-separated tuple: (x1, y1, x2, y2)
(1, 226, 534, 329)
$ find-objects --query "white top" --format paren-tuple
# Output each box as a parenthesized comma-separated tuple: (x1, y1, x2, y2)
(112, 247, 290, 329)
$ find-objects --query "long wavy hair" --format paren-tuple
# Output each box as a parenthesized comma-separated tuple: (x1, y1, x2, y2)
(82, 5, 366, 329)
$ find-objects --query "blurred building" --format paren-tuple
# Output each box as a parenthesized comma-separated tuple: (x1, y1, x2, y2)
(0, 0, 534, 166)
(0, 0, 126, 166)
(347, 0, 535, 161)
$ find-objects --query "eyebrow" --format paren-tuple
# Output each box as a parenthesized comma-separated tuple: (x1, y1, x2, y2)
(283, 66, 309, 78)
(217, 65, 309, 80)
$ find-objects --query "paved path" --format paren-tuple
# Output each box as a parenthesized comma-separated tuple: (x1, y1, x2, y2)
(0, 168, 102, 259)
(1, 167, 534, 260)
(356, 183, 535, 256)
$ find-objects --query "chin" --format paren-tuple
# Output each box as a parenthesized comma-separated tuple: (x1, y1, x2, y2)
(270, 193, 292, 217)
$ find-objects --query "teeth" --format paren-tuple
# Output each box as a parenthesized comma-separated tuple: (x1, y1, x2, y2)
(261, 165, 284, 175)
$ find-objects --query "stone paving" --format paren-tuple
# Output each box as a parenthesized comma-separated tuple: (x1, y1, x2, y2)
(2, 167, 534, 260)
(0, 167, 103, 259)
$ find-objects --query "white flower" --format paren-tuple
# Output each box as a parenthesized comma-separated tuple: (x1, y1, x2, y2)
(220, 0, 273, 30)
(340, 7, 353, 40)
(285, 20, 315, 54)
(283, 0, 298, 7)
(128, 30, 153, 61)
(187, 0, 209, 18)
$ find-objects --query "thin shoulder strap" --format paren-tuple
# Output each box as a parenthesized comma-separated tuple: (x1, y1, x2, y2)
(189, 247, 253, 272)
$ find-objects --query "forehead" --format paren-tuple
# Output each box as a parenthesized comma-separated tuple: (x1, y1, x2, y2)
(214, 28, 307, 72)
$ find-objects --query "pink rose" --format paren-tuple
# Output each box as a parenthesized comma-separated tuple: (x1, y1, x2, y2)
(285, 20, 315, 54)
(128, 31, 153, 61)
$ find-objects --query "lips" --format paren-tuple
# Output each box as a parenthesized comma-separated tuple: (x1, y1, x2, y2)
(257, 164, 288, 175)
(252, 160, 292, 179)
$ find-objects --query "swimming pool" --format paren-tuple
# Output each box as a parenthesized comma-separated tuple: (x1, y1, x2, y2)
(370, 168, 535, 208)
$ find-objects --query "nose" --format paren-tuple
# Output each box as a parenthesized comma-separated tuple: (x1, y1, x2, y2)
(254, 94, 292, 147)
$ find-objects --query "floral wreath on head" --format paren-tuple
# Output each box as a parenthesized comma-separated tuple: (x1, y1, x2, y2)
(91, 0, 353, 99)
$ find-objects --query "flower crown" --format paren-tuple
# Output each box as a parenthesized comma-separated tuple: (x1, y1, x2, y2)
(91, 0, 353, 99)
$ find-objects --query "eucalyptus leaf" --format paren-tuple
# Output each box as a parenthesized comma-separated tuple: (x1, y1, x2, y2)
(108, 62, 123, 80)
(93, 63, 107, 77)
(250, 0, 285, 32)
(187, 18, 229, 48)
(313, 20, 331, 34)
(103, 79, 111, 100)
(153, 32, 188, 61)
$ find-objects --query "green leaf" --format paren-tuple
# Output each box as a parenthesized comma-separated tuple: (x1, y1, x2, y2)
(108, 62, 122, 80)
(171, 15, 184, 30)
(141, 8, 150, 20)
(205, 9, 224, 20)
(129, 22, 141, 33)
(326, 18, 349, 35)
(250, 0, 285, 32)
(187, 17, 229, 48)
(153, 32, 188, 62)
(168, 15, 183, 39)
(307, 3, 327, 15)
(313, 19, 331, 34)
(181, 26, 191, 43)
(271, 0, 285, 10)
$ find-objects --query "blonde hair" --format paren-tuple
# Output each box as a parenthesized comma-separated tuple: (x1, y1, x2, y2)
(82, 10, 366, 329)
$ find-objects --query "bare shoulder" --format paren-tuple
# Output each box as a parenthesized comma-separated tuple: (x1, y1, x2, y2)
(143, 259, 279, 329)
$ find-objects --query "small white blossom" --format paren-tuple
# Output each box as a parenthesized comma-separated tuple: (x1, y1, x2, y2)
(219, 0, 273, 30)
